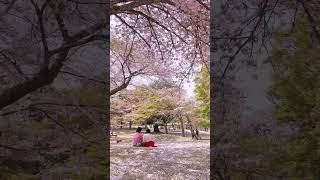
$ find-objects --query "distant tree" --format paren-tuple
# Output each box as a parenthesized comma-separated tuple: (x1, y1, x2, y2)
(194, 66, 210, 129)
(117, 80, 181, 133)
(133, 90, 179, 133)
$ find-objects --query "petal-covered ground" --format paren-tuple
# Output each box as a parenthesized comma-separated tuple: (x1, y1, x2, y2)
(110, 129, 210, 180)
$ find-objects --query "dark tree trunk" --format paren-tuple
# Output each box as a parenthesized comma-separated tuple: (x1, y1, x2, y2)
(195, 129, 200, 140)
(190, 126, 195, 139)
(187, 116, 197, 139)
(0, 155, 40, 175)
(0, 64, 64, 110)
(179, 117, 185, 137)
(153, 124, 160, 132)
(129, 120, 132, 130)
(164, 123, 168, 134)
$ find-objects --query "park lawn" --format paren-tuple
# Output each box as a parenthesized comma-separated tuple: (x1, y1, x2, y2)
(110, 129, 210, 180)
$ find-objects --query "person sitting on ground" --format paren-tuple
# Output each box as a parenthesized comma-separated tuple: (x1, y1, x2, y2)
(132, 127, 144, 147)
(143, 128, 157, 147)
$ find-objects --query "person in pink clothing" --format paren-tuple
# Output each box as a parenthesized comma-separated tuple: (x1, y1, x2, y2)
(132, 127, 144, 146)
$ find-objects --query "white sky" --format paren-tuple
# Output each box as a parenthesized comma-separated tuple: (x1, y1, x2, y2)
(183, 80, 196, 100)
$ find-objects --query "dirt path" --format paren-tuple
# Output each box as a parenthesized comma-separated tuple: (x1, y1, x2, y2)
(110, 129, 210, 180)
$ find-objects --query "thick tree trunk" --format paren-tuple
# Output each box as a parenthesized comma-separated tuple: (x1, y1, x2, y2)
(0, 66, 64, 110)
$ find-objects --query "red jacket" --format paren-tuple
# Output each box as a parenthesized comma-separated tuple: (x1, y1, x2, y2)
(144, 141, 156, 147)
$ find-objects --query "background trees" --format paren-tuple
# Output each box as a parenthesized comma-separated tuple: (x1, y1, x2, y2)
(110, 0, 211, 145)
(112, 79, 182, 133)
(194, 66, 210, 129)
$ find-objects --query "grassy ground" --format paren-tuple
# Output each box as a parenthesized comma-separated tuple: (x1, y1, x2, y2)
(110, 128, 210, 180)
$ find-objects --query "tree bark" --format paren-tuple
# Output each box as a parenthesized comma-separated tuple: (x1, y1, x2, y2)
(0, 155, 40, 175)
(164, 123, 168, 134)
(0, 51, 68, 110)
(190, 125, 195, 139)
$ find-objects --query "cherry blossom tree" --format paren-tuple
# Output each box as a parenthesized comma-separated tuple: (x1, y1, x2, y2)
(110, 37, 176, 95)
(0, 0, 108, 110)
(111, 0, 210, 95)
